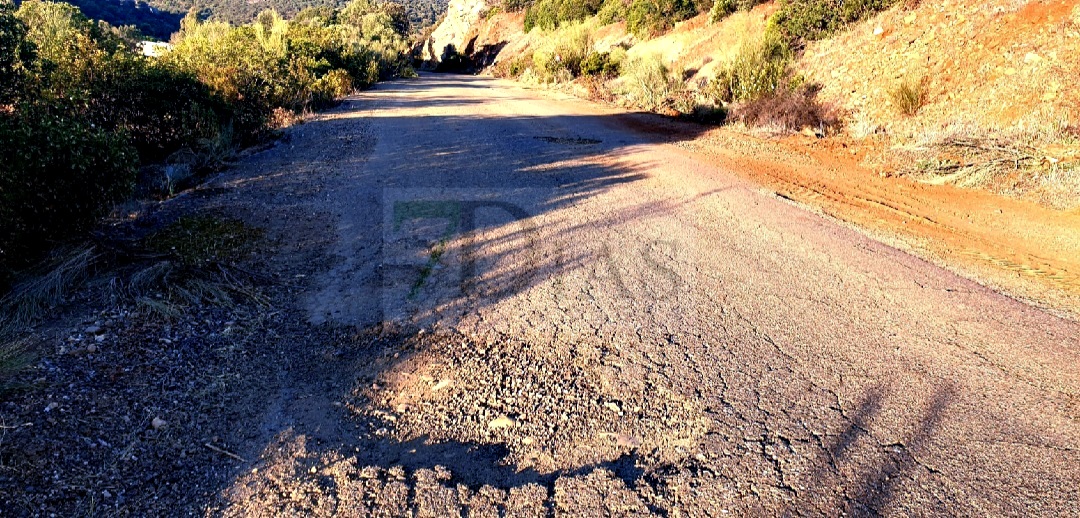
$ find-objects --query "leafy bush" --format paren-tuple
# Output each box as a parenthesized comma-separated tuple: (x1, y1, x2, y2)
(595, 0, 626, 24)
(503, 0, 534, 12)
(0, 0, 409, 285)
(581, 50, 620, 77)
(889, 76, 927, 116)
(490, 53, 532, 78)
(708, 31, 792, 103)
(770, 0, 896, 41)
(530, 22, 593, 81)
(0, 105, 137, 278)
(709, 0, 764, 22)
(626, 0, 700, 38)
(524, 0, 603, 32)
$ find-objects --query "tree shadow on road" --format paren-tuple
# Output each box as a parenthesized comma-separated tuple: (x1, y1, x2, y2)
(192, 76, 1080, 516)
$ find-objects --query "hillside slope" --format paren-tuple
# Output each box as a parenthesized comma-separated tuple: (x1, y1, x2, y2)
(426, 0, 1079, 208)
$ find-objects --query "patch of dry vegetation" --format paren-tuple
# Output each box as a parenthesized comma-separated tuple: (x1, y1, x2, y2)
(889, 76, 927, 116)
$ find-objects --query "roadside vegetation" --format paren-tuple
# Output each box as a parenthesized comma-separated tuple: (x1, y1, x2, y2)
(487, 0, 938, 134)
(478, 0, 1079, 205)
(0, 0, 411, 290)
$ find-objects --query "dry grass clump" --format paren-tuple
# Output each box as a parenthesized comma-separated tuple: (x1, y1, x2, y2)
(618, 54, 681, 112)
(490, 54, 534, 78)
(890, 122, 1080, 208)
(0, 215, 268, 382)
(0, 247, 97, 333)
(889, 77, 928, 116)
(729, 84, 842, 134)
(0, 338, 33, 393)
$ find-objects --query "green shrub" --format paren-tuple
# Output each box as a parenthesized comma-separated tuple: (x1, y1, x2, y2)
(491, 53, 533, 78)
(709, 0, 765, 22)
(0, 105, 137, 279)
(0, 0, 36, 105)
(708, 31, 793, 103)
(531, 22, 593, 81)
(503, 0, 534, 12)
(0, 0, 408, 285)
(889, 76, 927, 116)
(524, 0, 603, 32)
(581, 51, 620, 77)
(595, 0, 626, 24)
(771, 0, 897, 41)
(626, 0, 700, 38)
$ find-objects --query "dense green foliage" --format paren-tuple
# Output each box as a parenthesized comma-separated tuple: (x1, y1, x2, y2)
(0, 0, 409, 285)
(708, 31, 793, 103)
(770, 0, 896, 40)
(708, 0, 764, 23)
(521, 22, 622, 83)
(184, 0, 439, 33)
(523, 0, 601, 32)
(55, 0, 182, 40)
(55, 0, 446, 40)
(626, 0, 701, 38)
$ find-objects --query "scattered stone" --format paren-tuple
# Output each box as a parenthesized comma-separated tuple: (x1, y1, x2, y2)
(151, 417, 168, 430)
(488, 416, 515, 429)
(433, 379, 453, 392)
(84, 325, 101, 334)
(86, 345, 98, 354)
(44, 403, 58, 413)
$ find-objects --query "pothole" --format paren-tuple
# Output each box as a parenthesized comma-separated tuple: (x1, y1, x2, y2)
(534, 136, 602, 145)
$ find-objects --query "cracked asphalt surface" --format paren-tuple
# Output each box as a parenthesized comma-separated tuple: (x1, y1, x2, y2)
(219, 74, 1080, 516)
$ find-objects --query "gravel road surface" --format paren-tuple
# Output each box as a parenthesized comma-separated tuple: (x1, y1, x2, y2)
(218, 74, 1080, 516)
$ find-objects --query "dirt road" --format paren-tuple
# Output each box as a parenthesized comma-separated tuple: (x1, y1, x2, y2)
(205, 74, 1080, 515)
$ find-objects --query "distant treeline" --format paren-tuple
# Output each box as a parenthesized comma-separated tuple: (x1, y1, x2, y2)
(54, 0, 180, 39)
(0, 0, 413, 285)
(47, 0, 449, 40)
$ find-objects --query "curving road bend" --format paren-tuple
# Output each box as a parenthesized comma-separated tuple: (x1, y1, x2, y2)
(241, 74, 1079, 515)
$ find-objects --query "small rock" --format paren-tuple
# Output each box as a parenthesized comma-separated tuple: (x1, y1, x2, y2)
(102, 490, 112, 498)
(488, 415, 515, 429)
(873, 26, 884, 37)
(86, 344, 98, 354)
(44, 402, 58, 413)
(151, 417, 168, 430)
(432, 379, 453, 392)
(84, 325, 101, 334)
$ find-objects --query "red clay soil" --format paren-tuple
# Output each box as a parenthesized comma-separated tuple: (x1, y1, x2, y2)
(679, 127, 1080, 317)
